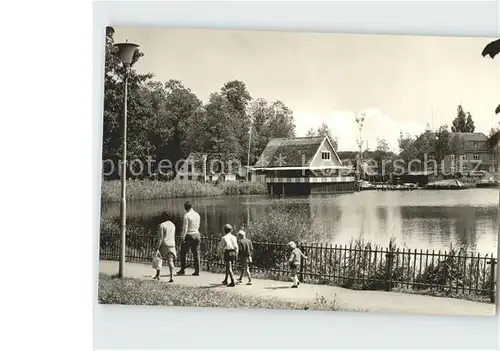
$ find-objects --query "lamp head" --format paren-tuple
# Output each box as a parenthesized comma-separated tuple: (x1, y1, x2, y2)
(114, 40, 139, 66)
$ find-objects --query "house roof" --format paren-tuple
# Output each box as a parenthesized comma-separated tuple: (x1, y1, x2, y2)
(450, 132, 488, 142)
(253, 136, 344, 169)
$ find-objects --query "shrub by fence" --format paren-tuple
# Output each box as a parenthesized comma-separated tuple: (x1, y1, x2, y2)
(99, 231, 497, 303)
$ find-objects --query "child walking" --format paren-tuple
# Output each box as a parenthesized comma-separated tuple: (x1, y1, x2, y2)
(287, 241, 307, 288)
(236, 230, 253, 285)
(153, 211, 176, 282)
(217, 224, 239, 287)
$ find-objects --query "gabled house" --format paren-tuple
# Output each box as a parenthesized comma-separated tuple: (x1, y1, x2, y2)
(251, 136, 355, 195)
(443, 132, 495, 174)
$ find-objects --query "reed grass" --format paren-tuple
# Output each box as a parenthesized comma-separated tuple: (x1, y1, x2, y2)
(101, 179, 267, 202)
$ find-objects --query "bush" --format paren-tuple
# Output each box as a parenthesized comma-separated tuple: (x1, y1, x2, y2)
(98, 274, 340, 311)
(236, 207, 323, 271)
(244, 207, 321, 243)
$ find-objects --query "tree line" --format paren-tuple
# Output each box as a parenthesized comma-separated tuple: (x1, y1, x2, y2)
(394, 105, 499, 173)
(338, 104, 498, 176)
(103, 27, 296, 179)
(103, 27, 500, 180)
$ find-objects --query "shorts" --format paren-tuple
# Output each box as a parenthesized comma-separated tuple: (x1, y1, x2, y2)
(224, 250, 237, 263)
(159, 245, 176, 259)
(238, 256, 251, 266)
(289, 262, 299, 270)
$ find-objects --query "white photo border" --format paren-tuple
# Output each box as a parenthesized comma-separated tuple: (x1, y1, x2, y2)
(93, 1, 500, 350)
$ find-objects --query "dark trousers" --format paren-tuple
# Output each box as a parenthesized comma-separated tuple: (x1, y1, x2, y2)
(180, 233, 201, 273)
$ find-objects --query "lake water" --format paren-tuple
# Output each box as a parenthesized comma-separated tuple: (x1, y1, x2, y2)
(101, 188, 499, 254)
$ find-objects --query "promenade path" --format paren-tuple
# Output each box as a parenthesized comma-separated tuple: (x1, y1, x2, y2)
(99, 260, 495, 316)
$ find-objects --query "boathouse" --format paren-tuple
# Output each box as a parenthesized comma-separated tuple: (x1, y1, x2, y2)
(251, 136, 356, 195)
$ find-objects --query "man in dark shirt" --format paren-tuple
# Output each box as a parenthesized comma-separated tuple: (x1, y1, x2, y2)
(236, 230, 253, 285)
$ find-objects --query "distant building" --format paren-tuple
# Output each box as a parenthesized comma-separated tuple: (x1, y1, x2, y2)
(395, 171, 436, 187)
(443, 132, 495, 174)
(251, 136, 355, 195)
(176, 153, 209, 182)
(176, 153, 238, 183)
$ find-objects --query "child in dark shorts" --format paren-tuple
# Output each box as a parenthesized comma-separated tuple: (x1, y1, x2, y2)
(236, 230, 253, 285)
(287, 241, 307, 288)
(217, 224, 239, 287)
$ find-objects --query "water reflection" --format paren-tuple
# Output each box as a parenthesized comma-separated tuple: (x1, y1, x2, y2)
(101, 189, 498, 253)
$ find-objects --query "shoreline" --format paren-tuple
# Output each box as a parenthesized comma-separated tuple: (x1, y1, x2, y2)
(101, 179, 268, 202)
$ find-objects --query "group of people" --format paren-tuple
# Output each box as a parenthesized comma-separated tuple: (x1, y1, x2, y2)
(153, 201, 307, 288)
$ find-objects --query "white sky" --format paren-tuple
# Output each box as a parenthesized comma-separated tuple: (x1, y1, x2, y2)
(113, 28, 500, 152)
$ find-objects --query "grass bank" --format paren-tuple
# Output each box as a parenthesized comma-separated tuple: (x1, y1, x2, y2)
(101, 179, 267, 202)
(98, 274, 340, 311)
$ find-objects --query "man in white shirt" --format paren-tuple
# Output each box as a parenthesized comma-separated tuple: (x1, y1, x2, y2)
(217, 224, 238, 287)
(154, 211, 176, 282)
(177, 201, 202, 276)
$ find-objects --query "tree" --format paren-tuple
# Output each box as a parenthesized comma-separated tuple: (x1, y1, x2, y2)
(398, 131, 417, 164)
(376, 138, 390, 153)
(101, 28, 300, 179)
(465, 112, 475, 132)
(102, 26, 155, 178)
(449, 133, 465, 172)
(203, 92, 242, 165)
(451, 105, 475, 132)
(412, 131, 437, 170)
(489, 123, 500, 138)
(221, 80, 252, 117)
(306, 123, 338, 149)
(247, 98, 296, 165)
(481, 38, 500, 115)
(161, 79, 203, 166)
(434, 125, 451, 164)
(267, 101, 296, 138)
(221, 80, 252, 161)
(487, 124, 500, 159)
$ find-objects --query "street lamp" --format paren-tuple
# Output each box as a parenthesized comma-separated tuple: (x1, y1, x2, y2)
(114, 40, 139, 278)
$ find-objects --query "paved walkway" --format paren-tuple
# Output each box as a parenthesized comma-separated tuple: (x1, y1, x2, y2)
(99, 260, 495, 316)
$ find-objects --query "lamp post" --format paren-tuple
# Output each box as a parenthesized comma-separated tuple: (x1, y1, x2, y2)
(114, 40, 139, 278)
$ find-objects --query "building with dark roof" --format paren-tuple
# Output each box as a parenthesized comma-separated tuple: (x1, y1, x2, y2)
(443, 132, 495, 175)
(176, 152, 237, 183)
(251, 136, 356, 195)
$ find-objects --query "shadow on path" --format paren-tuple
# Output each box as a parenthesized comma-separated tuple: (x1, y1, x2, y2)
(199, 283, 227, 289)
(265, 286, 291, 290)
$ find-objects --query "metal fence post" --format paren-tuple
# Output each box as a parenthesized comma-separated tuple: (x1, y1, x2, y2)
(488, 258, 497, 303)
(206, 239, 211, 272)
(385, 251, 394, 291)
(299, 245, 305, 283)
